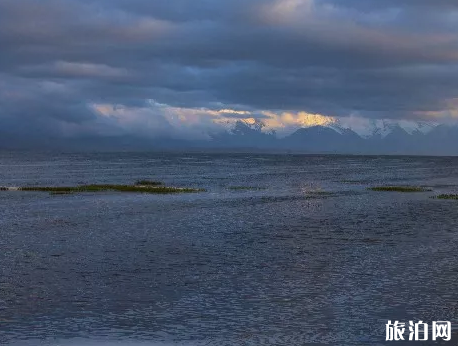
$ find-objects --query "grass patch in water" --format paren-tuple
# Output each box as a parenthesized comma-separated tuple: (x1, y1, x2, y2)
(304, 191, 337, 199)
(20, 186, 77, 192)
(80, 184, 202, 193)
(431, 194, 458, 200)
(368, 186, 431, 193)
(135, 180, 163, 186)
(16, 183, 204, 194)
(361, 238, 383, 244)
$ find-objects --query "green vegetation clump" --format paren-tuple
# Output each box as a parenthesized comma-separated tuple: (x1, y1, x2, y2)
(431, 194, 458, 200)
(135, 180, 163, 186)
(0, 187, 7, 191)
(368, 186, 431, 193)
(20, 186, 78, 192)
(80, 184, 202, 194)
(303, 191, 337, 199)
(16, 183, 204, 194)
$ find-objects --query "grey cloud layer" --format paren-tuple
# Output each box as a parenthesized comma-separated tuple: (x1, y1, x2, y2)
(1, 0, 458, 142)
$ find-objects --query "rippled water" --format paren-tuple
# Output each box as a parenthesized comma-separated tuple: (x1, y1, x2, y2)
(1, 152, 458, 345)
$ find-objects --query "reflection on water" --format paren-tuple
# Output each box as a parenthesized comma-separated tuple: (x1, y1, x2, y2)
(1, 152, 458, 345)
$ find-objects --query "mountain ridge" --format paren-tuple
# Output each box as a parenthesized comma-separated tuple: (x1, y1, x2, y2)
(1, 119, 457, 155)
(209, 120, 458, 155)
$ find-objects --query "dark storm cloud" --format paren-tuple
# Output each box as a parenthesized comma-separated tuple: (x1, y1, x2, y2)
(1, 0, 458, 141)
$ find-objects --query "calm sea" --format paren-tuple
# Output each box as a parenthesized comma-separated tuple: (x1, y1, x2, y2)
(1, 151, 458, 345)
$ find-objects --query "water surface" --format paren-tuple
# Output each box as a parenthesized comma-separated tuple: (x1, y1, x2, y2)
(1, 152, 458, 345)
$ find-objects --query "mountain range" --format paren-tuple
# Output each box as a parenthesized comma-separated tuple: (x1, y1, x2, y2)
(1, 119, 457, 155)
(210, 120, 458, 155)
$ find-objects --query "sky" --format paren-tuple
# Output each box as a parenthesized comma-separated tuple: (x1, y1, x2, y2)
(2, 0, 458, 143)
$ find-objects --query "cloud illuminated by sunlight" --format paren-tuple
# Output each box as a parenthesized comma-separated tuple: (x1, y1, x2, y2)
(90, 100, 456, 140)
(92, 101, 339, 138)
(263, 0, 314, 22)
(262, 111, 336, 129)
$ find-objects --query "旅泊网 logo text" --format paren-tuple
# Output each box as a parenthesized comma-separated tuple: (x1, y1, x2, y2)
(386, 320, 451, 341)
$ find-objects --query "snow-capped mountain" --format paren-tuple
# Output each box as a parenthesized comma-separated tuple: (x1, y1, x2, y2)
(210, 119, 458, 155)
(215, 116, 440, 141)
(328, 119, 438, 139)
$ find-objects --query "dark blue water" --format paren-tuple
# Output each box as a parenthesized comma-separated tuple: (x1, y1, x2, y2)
(1, 152, 458, 345)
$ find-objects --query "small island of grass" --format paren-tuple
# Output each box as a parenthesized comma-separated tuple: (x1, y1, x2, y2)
(49, 191, 74, 195)
(1, 182, 205, 195)
(368, 186, 431, 193)
(431, 194, 458, 200)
